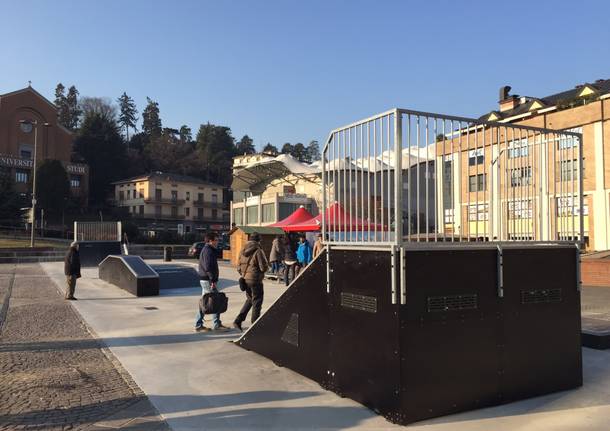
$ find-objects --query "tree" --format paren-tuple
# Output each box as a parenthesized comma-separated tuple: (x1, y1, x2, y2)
(262, 143, 278, 155)
(235, 135, 255, 155)
(117, 92, 138, 140)
(306, 140, 320, 162)
(0, 169, 24, 224)
(79, 97, 117, 122)
(74, 112, 127, 205)
(142, 97, 162, 137)
(54, 83, 70, 129)
(281, 143, 294, 155)
(195, 123, 236, 185)
(179, 125, 192, 144)
(292, 143, 307, 161)
(65, 86, 81, 130)
(35, 160, 70, 215)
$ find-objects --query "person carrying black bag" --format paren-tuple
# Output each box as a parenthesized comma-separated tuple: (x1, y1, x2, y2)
(233, 232, 268, 331)
(194, 232, 229, 332)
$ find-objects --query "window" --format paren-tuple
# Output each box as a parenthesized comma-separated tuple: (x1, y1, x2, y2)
(212, 209, 218, 219)
(509, 167, 532, 187)
(262, 203, 275, 223)
(132, 206, 136, 213)
(246, 206, 258, 224)
(468, 149, 484, 166)
(509, 200, 532, 219)
(171, 190, 178, 202)
(155, 189, 162, 200)
(185, 207, 190, 217)
(185, 226, 191, 233)
(508, 139, 528, 158)
(139, 205, 144, 215)
(557, 196, 588, 216)
(19, 144, 33, 159)
(212, 193, 218, 203)
(468, 203, 489, 221)
(442, 160, 452, 210)
(15, 169, 28, 183)
(468, 174, 486, 192)
(186, 191, 190, 201)
(559, 159, 581, 181)
(155, 205, 162, 216)
(70, 175, 81, 188)
(233, 208, 243, 225)
(171, 206, 178, 217)
(558, 127, 582, 149)
(197, 208, 204, 219)
(283, 185, 296, 194)
(133, 189, 137, 199)
(197, 192, 204, 202)
(119, 191, 125, 201)
(139, 189, 144, 198)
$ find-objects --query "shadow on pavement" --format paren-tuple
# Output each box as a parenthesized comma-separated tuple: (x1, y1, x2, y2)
(0, 332, 240, 353)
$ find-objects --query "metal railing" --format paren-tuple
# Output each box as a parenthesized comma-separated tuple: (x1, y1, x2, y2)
(322, 108, 584, 247)
(74, 221, 122, 242)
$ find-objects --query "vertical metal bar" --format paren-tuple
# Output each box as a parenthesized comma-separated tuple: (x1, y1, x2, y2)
(322, 136, 327, 242)
(407, 115, 412, 242)
(434, 118, 438, 242)
(425, 117, 429, 241)
(360, 124, 364, 243)
(571, 129, 576, 242)
(342, 129, 347, 240)
(394, 111, 403, 246)
(391, 244, 396, 304)
(579, 133, 584, 246)
(367, 122, 371, 242)
(416, 117, 421, 241)
(380, 118, 385, 243)
(482, 124, 487, 241)
(387, 115, 391, 242)
(497, 245, 504, 298)
(373, 119, 378, 241)
(475, 123, 479, 241)
(400, 245, 406, 304)
(449, 120, 455, 242)
(326, 245, 331, 294)
(466, 122, 470, 241)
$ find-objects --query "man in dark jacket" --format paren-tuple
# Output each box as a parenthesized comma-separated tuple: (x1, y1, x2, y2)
(64, 241, 81, 300)
(195, 232, 228, 332)
(233, 232, 269, 331)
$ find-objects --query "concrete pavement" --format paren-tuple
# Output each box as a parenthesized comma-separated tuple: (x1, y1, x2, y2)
(40, 260, 610, 430)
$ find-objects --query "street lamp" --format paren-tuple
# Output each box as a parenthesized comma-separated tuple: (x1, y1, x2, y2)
(19, 120, 51, 248)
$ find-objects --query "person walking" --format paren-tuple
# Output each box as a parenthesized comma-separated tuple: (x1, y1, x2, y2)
(312, 233, 324, 258)
(195, 232, 229, 332)
(64, 241, 81, 300)
(233, 232, 268, 331)
(283, 235, 298, 287)
(296, 235, 312, 275)
(269, 235, 284, 278)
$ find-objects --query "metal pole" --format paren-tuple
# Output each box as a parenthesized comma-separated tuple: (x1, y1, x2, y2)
(394, 110, 403, 246)
(30, 122, 38, 248)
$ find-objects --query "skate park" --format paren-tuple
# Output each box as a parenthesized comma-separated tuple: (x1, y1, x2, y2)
(30, 108, 610, 429)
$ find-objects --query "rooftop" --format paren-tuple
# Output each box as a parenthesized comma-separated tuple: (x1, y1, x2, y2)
(113, 171, 224, 188)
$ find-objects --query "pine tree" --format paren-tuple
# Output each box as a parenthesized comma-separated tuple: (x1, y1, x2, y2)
(65, 86, 81, 130)
(263, 143, 278, 155)
(306, 140, 320, 162)
(141, 97, 162, 137)
(117, 92, 138, 141)
(54, 83, 70, 128)
(236, 135, 255, 155)
(179, 125, 192, 143)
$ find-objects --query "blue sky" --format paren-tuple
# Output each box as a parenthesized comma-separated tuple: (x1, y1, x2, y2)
(1, 0, 609, 150)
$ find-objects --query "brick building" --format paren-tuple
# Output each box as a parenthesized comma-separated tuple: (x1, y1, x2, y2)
(0, 86, 88, 203)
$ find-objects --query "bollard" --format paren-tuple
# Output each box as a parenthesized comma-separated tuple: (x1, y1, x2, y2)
(164, 246, 173, 262)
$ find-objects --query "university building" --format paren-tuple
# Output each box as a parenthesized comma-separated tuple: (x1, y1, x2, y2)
(0, 86, 89, 203)
(113, 172, 230, 235)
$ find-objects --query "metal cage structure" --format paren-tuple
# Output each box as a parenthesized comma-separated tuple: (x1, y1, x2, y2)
(74, 221, 122, 242)
(321, 108, 584, 247)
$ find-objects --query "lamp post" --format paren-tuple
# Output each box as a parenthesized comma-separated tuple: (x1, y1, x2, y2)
(19, 120, 51, 248)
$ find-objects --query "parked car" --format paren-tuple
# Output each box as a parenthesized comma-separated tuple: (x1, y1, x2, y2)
(188, 242, 205, 259)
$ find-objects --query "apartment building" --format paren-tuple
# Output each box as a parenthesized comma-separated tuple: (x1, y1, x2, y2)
(113, 172, 229, 234)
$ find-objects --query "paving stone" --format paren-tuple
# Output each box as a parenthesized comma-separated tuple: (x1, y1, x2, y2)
(0, 263, 170, 431)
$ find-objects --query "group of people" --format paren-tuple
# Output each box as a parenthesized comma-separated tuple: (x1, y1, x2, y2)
(194, 230, 325, 332)
(269, 233, 323, 286)
(194, 231, 269, 332)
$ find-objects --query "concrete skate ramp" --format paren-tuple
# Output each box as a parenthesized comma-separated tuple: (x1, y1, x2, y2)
(99, 255, 159, 297)
(149, 264, 200, 289)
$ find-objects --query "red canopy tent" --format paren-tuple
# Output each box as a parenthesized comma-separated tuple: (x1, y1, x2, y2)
(269, 206, 314, 228)
(284, 202, 387, 232)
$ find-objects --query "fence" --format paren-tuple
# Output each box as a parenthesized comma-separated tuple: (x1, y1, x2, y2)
(74, 221, 122, 242)
(321, 108, 584, 247)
